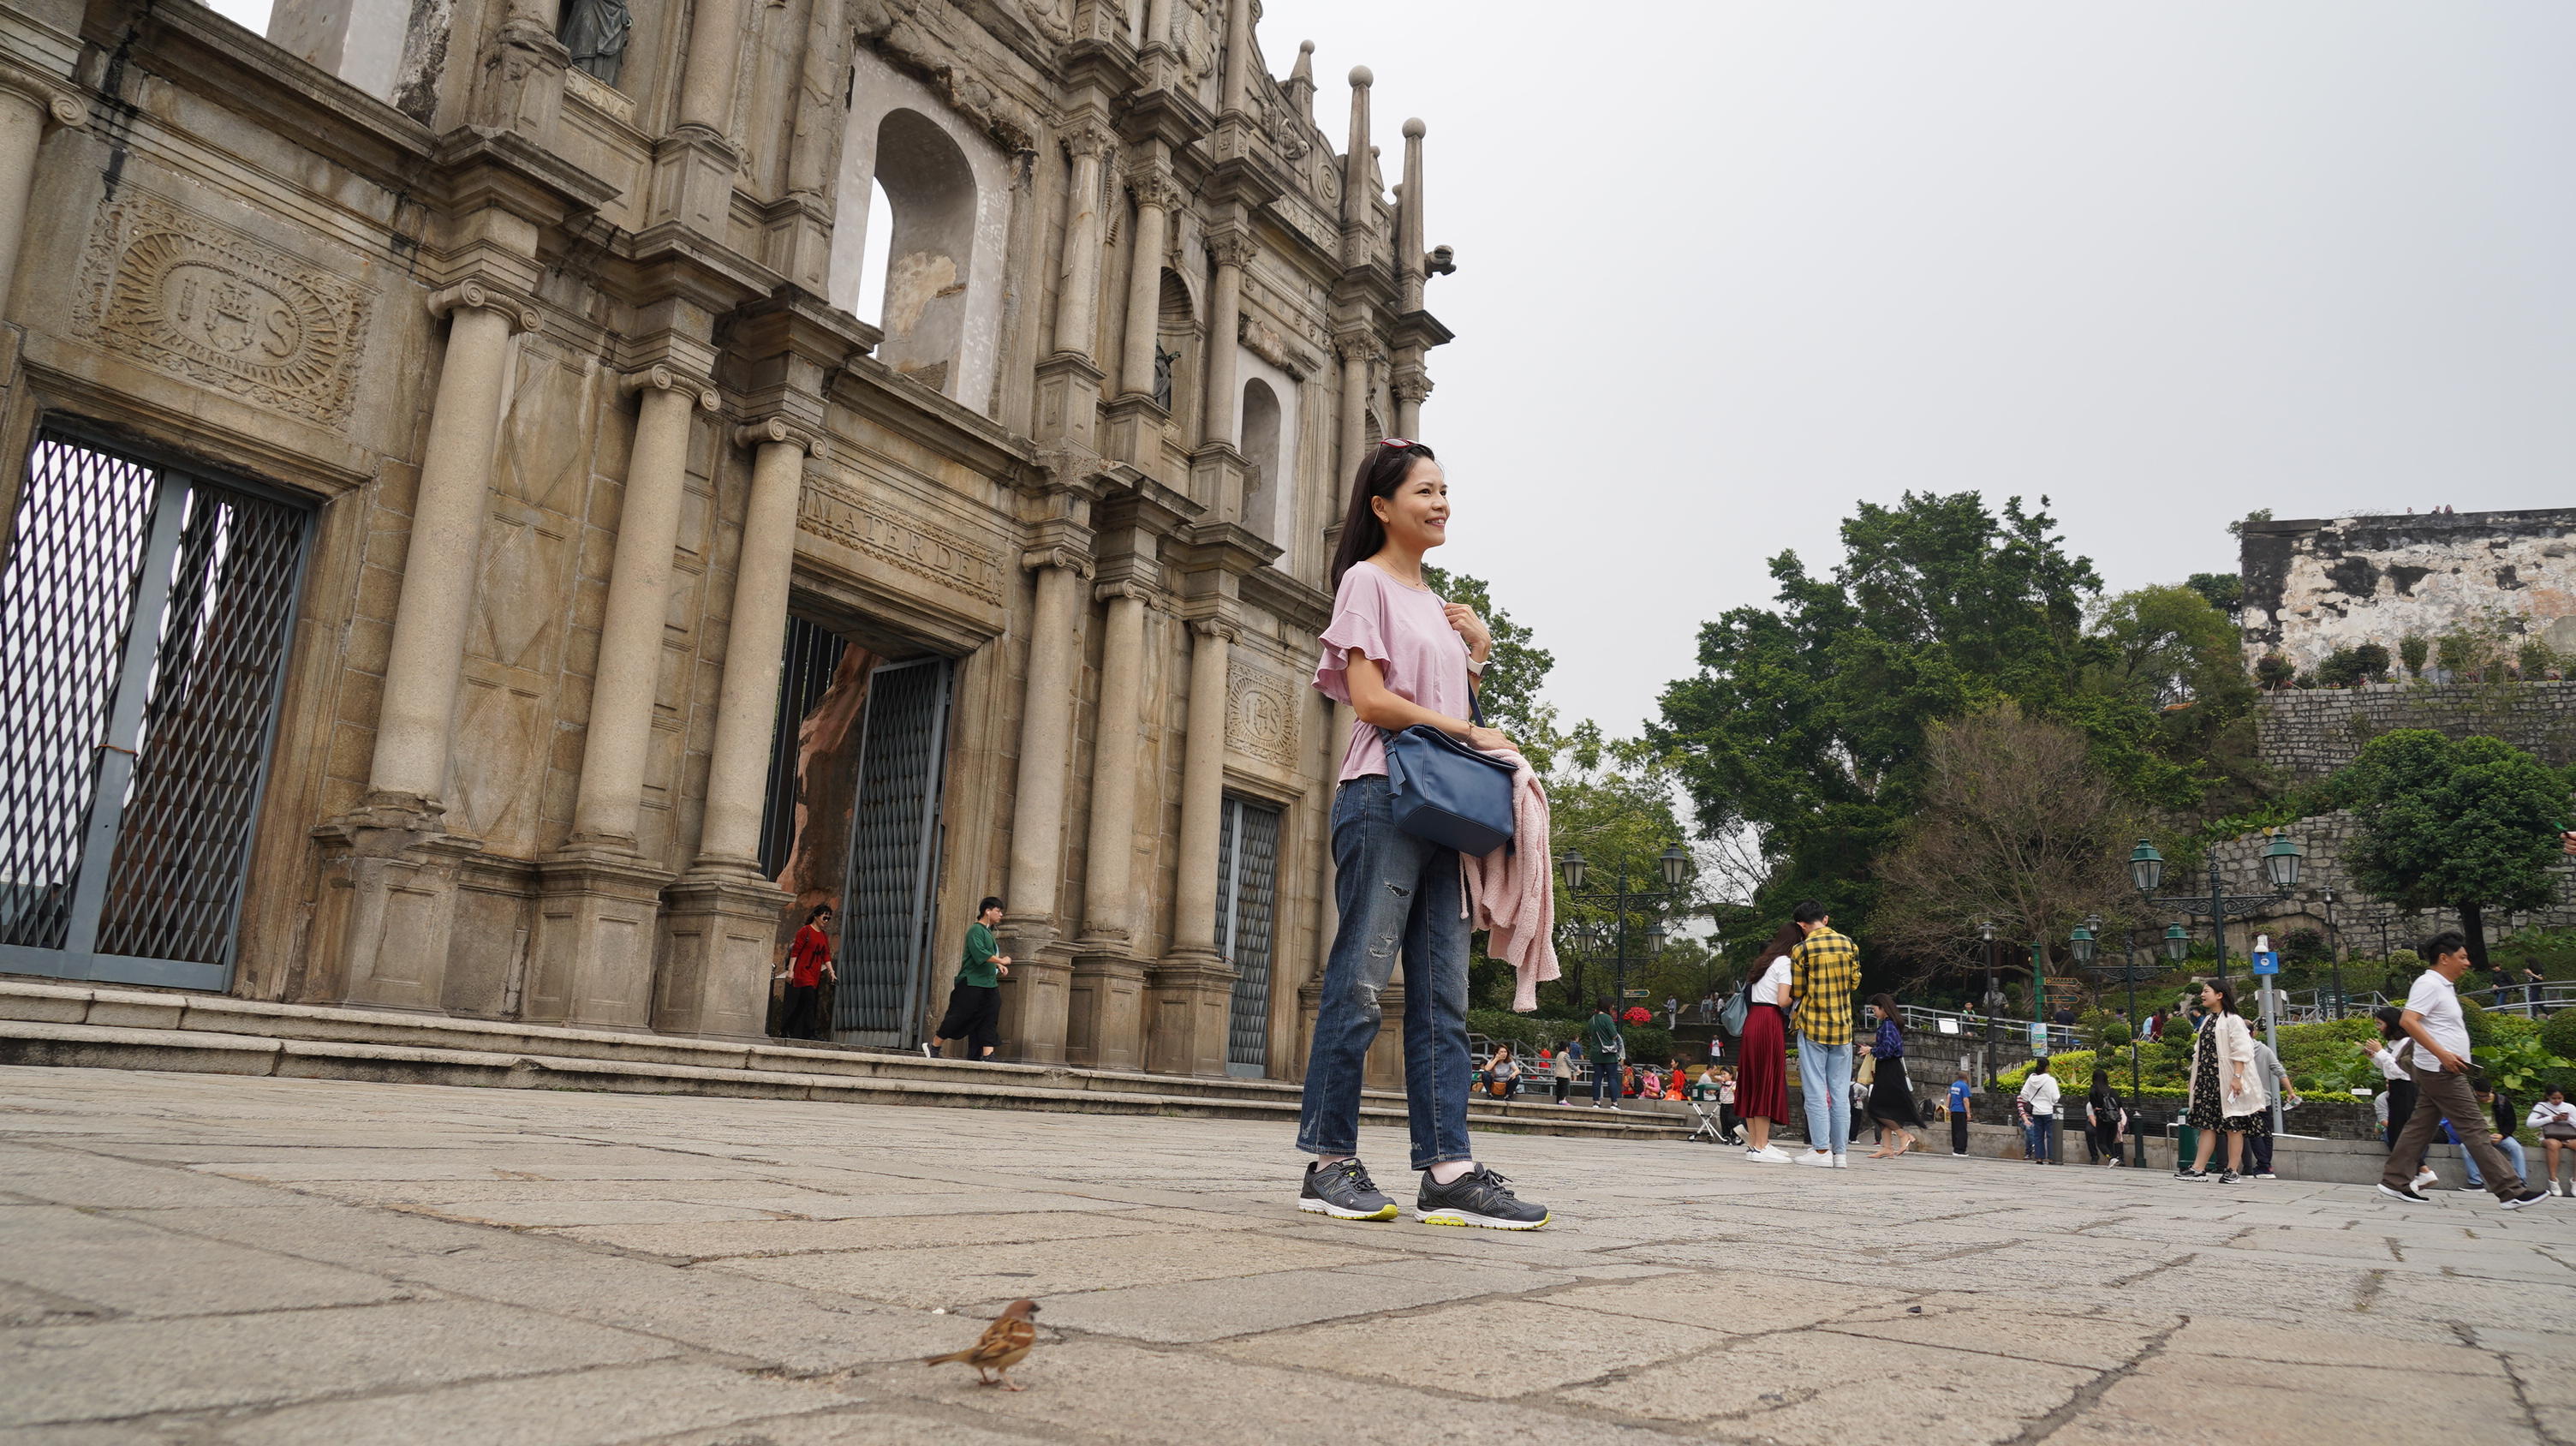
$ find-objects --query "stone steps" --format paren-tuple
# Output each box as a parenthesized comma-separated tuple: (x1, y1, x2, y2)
(0, 980, 1693, 1143)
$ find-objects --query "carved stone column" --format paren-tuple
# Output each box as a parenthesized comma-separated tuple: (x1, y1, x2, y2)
(1293, 698, 1356, 1083)
(0, 76, 80, 319)
(1052, 122, 1113, 364)
(653, 420, 810, 1039)
(1198, 232, 1250, 448)
(995, 546, 1093, 1063)
(527, 367, 718, 1031)
(1104, 167, 1177, 465)
(1334, 332, 1372, 480)
(1068, 580, 1153, 1069)
(315, 281, 536, 1012)
(1392, 371, 1431, 442)
(1147, 618, 1239, 1077)
(650, 0, 749, 234)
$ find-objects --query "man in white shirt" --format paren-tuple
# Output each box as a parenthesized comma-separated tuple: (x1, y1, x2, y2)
(2017, 1058, 2062, 1165)
(2379, 931, 2549, 1209)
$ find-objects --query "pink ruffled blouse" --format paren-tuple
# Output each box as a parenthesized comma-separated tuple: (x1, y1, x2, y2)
(1312, 559, 1476, 781)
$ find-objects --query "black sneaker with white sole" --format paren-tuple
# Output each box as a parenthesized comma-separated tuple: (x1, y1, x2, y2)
(2501, 1188, 2554, 1211)
(1416, 1165, 1550, 1230)
(2376, 1181, 2430, 1203)
(2218, 1170, 2241, 1184)
(1297, 1158, 1398, 1221)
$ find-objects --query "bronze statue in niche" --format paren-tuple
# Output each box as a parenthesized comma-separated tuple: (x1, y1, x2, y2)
(559, 0, 633, 86)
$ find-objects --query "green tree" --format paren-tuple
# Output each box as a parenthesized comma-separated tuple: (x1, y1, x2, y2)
(1544, 731, 1700, 1014)
(2184, 571, 2243, 622)
(1654, 493, 2101, 941)
(2331, 730, 2576, 970)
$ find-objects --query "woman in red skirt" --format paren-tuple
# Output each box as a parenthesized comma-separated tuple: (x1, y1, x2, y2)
(1737, 922, 1801, 1162)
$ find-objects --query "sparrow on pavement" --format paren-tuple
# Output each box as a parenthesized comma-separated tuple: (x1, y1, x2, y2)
(922, 1299, 1041, 1389)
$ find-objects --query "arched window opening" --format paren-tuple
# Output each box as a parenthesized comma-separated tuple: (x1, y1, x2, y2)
(1239, 379, 1281, 541)
(869, 110, 979, 396)
(1154, 269, 1196, 417)
(854, 178, 893, 332)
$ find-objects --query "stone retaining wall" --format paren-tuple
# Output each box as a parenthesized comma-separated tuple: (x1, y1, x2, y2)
(2256, 679, 2576, 780)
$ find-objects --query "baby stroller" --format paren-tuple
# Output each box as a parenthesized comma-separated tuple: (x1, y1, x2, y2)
(1686, 1092, 1732, 1144)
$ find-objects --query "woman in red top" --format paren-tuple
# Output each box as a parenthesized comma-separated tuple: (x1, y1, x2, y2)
(782, 904, 835, 1040)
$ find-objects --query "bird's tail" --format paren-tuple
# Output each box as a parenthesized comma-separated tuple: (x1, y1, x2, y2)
(923, 1350, 972, 1366)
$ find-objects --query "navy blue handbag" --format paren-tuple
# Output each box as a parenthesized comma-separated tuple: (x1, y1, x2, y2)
(1380, 695, 1518, 857)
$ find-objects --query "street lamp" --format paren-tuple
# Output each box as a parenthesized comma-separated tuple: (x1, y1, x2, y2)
(2263, 833, 2305, 891)
(2083, 911, 2154, 1168)
(2163, 924, 2189, 963)
(2321, 887, 2344, 1020)
(1557, 846, 1689, 1019)
(1978, 918, 2000, 1087)
(2130, 839, 2166, 895)
(2139, 834, 2303, 989)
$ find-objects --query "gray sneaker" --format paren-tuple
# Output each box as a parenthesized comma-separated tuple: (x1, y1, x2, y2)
(1416, 1165, 1551, 1230)
(1297, 1158, 1398, 1221)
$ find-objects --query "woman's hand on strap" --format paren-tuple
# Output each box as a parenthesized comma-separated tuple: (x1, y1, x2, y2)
(1345, 654, 1511, 751)
(1443, 603, 1493, 666)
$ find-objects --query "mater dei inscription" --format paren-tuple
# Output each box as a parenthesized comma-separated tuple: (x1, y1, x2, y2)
(75, 193, 373, 427)
(796, 473, 1005, 606)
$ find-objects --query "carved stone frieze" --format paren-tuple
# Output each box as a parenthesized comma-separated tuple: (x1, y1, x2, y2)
(1225, 663, 1299, 768)
(799, 473, 1005, 604)
(74, 192, 375, 427)
(1238, 313, 1318, 379)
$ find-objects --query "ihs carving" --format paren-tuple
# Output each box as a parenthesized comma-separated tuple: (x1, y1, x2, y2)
(1226, 666, 1299, 768)
(75, 193, 375, 427)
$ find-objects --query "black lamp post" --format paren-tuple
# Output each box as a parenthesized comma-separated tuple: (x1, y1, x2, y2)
(1557, 845, 1690, 1024)
(1977, 918, 2000, 1087)
(2321, 887, 2344, 1020)
(2129, 835, 2302, 989)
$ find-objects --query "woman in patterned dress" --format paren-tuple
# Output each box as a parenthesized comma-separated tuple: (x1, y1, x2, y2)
(2179, 980, 2268, 1182)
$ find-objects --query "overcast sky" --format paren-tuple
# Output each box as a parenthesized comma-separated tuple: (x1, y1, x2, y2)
(1261, 0, 2576, 738)
(202, 0, 2576, 738)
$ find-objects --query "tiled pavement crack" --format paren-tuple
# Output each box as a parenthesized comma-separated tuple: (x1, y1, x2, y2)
(2006, 1317, 2186, 1444)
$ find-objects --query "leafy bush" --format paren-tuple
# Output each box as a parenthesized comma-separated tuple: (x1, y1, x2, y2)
(2399, 635, 2430, 677)
(2519, 639, 2557, 679)
(2353, 642, 2392, 682)
(2283, 928, 2329, 965)
(2460, 995, 2492, 1047)
(2540, 1011, 2576, 1064)
(2255, 654, 2295, 690)
(1623, 1025, 1675, 1067)
(2316, 648, 2364, 689)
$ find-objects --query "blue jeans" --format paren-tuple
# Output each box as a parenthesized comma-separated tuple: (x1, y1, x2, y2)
(2460, 1132, 2526, 1188)
(1796, 1036, 1852, 1155)
(1296, 776, 1473, 1171)
(2027, 1114, 2056, 1163)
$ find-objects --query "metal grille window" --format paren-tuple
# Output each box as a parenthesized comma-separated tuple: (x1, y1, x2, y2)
(757, 617, 849, 881)
(0, 430, 307, 989)
(838, 656, 953, 1044)
(1214, 794, 1282, 1076)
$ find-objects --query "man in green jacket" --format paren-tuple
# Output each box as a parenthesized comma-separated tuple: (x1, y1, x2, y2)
(1588, 998, 1625, 1110)
(927, 897, 1011, 1060)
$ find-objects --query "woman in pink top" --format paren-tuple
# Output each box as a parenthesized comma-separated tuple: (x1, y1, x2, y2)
(1292, 439, 1550, 1232)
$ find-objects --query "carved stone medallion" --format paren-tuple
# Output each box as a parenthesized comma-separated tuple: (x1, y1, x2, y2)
(1226, 665, 1299, 768)
(75, 193, 373, 427)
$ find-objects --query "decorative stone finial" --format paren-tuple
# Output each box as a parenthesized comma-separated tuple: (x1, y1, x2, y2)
(1403, 117, 1425, 140)
(1350, 65, 1372, 87)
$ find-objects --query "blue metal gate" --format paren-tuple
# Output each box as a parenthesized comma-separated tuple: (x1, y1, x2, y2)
(1215, 794, 1282, 1076)
(835, 656, 953, 1044)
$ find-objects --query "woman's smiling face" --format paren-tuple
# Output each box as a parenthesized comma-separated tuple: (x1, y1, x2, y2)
(1370, 457, 1449, 553)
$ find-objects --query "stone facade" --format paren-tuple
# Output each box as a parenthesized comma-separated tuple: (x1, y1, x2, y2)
(2256, 679, 2576, 780)
(2239, 507, 2576, 676)
(0, 0, 1448, 1081)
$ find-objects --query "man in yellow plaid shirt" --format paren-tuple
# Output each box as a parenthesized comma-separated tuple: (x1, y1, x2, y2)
(1787, 899, 1860, 1168)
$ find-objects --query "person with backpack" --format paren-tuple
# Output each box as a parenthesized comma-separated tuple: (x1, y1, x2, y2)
(1588, 998, 1625, 1109)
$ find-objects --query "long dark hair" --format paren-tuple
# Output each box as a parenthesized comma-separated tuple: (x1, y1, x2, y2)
(2372, 1004, 2406, 1043)
(1753, 923, 1803, 972)
(1869, 992, 1900, 1027)
(2203, 980, 2238, 1016)
(1328, 439, 1438, 587)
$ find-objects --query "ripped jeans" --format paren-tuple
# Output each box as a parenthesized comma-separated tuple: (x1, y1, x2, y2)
(1296, 774, 1473, 1171)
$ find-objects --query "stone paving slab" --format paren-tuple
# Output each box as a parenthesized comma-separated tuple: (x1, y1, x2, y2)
(2, 1064, 2571, 1445)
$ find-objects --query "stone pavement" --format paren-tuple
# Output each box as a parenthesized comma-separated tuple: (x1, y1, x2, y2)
(3, 1067, 2571, 1446)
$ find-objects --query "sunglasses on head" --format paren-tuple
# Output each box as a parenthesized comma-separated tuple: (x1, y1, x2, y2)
(1379, 437, 1417, 448)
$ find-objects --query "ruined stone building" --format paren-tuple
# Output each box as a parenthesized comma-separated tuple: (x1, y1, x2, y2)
(0, 0, 1451, 1082)
(2239, 506, 2576, 676)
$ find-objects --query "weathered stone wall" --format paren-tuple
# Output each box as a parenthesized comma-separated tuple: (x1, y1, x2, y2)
(2201, 810, 2576, 962)
(2256, 679, 2576, 780)
(2239, 508, 2576, 676)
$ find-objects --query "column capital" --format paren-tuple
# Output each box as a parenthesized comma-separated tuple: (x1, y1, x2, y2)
(619, 364, 721, 412)
(1190, 616, 1238, 643)
(1063, 118, 1121, 162)
(1023, 546, 1096, 580)
(1208, 230, 1257, 271)
(1390, 372, 1434, 404)
(732, 415, 816, 453)
(0, 59, 85, 129)
(1130, 168, 1183, 212)
(426, 280, 544, 334)
(1094, 578, 1157, 607)
(1333, 330, 1378, 364)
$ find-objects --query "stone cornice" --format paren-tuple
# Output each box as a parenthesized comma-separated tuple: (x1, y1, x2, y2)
(430, 126, 623, 221)
(1242, 565, 1331, 636)
(1091, 469, 1205, 540)
(828, 356, 1042, 487)
(78, 0, 435, 191)
(1118, 80, 1214, 153)
(1391, 308, 1455, 354)
(1170, 519, 1285, 578)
